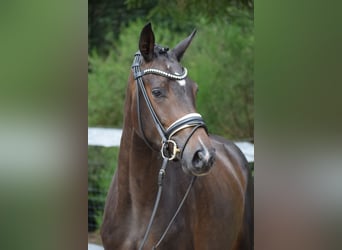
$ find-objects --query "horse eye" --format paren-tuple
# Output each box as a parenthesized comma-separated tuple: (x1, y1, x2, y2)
(152, 89, 162, 98)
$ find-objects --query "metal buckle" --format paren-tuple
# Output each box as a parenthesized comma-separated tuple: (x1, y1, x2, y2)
(161, 140, 180, 161)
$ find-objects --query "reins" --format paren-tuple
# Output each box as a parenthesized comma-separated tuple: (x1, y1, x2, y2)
(132, 52, 207, 249)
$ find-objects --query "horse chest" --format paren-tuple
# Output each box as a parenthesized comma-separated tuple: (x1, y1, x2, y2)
(112, 211, 188, 250)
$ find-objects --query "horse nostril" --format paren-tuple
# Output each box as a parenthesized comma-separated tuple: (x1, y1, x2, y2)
(207, 152, 215, 167)
(192, 150, 203, 169)
(192, 149, 215, 169)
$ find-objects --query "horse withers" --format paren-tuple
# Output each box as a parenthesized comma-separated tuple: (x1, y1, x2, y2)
(101, 23, 253, 250)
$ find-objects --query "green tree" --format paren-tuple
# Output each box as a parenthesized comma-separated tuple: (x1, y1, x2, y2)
(88, 0, 253, 54)
(88, 0, 155, 55)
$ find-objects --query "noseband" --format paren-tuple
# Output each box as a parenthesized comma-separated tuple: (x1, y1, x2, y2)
(131, 52, 207, 249)
(132, 52, 207, 161)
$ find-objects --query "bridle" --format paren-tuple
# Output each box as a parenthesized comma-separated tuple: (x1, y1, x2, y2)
(132, 51, 207, 160)
(132, 51, 207, 249)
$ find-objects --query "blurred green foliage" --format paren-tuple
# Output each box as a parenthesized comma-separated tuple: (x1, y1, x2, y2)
(183, 16, 253, 139)
(89, 0, 253, 55)
(88, 147, 119, 230)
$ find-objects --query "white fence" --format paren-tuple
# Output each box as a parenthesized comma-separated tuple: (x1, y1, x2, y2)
(88, 127, 254, 163)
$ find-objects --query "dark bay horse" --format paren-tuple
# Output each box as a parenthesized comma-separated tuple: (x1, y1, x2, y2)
(101, 23, 253, 250)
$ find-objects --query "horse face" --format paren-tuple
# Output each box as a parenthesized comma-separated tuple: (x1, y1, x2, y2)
(134, 23, 216, 176)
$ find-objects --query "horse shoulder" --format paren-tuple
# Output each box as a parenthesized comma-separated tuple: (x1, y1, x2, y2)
(209, 134, 254, 250)
(101, 171, 136, 249)
(210, 134, 250, 189)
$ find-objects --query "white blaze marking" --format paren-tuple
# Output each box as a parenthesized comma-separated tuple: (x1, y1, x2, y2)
(174, 71, 186, 86)
(199, 137, 210, 159)
(177, 79, 186, 86)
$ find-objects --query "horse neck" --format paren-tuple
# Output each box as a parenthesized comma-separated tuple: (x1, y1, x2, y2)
(117, 82, 162, 207)
(118, 127, 162, 206)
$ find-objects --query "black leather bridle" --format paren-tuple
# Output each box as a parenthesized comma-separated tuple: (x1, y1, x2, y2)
(131, 51, 207, 249)
(132, 52, 207, 160)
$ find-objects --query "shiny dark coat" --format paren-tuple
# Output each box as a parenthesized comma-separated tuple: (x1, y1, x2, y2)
(101, 23, 253, 250)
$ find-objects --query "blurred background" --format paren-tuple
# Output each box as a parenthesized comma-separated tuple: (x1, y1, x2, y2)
(88, 0, 254, 245)
(1, 0, 341, 249)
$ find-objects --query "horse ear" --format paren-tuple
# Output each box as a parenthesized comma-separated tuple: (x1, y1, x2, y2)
(139, 22, 155, 62)
(172, 29, 197, 61)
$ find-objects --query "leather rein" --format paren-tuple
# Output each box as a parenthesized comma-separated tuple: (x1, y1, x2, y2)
(132, 52, 207, 249)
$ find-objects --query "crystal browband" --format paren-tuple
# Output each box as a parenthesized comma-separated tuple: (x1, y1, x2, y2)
(134, 67, 188, 80)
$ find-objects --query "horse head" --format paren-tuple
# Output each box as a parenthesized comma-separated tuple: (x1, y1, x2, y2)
(129, 23, 215, 176)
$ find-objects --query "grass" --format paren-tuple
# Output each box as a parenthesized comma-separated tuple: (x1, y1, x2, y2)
(88, 146, 119, 232)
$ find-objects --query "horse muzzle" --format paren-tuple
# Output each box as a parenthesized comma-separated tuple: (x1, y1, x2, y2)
(159, 112, 216, 176)
(180, 132, 216, 176)
(192, 147, 216, 172)
(183, 146, 215, 176)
